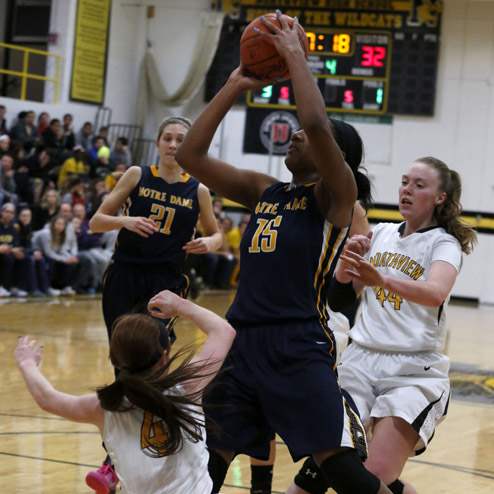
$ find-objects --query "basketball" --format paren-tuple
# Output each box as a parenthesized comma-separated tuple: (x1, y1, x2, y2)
(240, 13, 309, 80)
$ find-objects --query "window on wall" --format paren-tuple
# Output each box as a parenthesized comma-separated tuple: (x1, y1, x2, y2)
(1, 0, 52, 101)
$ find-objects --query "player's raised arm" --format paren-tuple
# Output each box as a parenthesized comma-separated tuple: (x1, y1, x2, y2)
(176, 69, 276, 211)
(148, 291, 236, 396)
(259, 12, 357, 226)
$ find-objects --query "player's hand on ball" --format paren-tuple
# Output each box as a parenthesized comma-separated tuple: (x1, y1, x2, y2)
(123, 216, 158, 238)
(257, 10, 305, 59)
(15, 336, 43, 369)
(148, 290, 182, 319)
(228, 65, 271, 92)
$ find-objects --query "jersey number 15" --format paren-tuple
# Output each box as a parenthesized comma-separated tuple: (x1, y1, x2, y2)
(248, 216, 283, 253)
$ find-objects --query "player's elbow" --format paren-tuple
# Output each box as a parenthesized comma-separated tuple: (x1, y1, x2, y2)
(223, 322, 236, 344)
(429, 292, 446, 307)
(88, 215, 101, 233)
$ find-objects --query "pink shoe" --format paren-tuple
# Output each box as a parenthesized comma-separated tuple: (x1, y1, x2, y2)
(85, 463, 118, 494)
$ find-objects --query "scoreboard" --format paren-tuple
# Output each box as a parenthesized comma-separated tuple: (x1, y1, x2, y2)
(248, 30, 391, 114)
(207, 0, 443, 116)
(206, 0, 443, 154)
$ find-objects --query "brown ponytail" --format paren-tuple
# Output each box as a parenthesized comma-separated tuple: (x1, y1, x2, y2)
(418, 157, 477, 254)
(97, 314, 216, 456)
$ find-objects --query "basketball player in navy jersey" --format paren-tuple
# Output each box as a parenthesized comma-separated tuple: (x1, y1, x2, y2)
(177, 12, 392, 494)
(86, 116, 222, 494)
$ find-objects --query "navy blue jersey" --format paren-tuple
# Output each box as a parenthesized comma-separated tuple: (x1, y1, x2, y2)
(113, 165, 200, 270)
(226, 182, 349, 326)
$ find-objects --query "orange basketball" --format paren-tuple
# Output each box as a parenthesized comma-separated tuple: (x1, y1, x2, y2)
(240, 13, 309, 80)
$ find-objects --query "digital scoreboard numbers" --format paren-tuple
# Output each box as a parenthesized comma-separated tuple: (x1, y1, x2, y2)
(247, 31, 391, 114)
(208, 0, 443, 117)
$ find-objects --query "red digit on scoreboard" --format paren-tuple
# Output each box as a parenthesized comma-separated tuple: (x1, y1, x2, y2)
(361, 46, 386, 67)
(344, 90, 354, 104)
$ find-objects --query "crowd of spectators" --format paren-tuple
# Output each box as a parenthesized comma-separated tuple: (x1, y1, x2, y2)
(0, 104, 128, 297)
(0, 104, 249, 298)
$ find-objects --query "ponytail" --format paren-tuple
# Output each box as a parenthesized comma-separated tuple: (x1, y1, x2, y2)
(418, 157, 477, 254)
(97, 314, 217, 456)
(98, 348, 217, 455)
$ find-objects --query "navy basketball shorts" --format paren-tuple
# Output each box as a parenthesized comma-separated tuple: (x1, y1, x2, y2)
(204, 319, 368, 461)
(102, 261, 190, 341)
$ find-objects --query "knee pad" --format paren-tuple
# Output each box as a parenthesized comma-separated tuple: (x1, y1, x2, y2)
(319, 449, 381, 494)
(294, 457, 330, 494)
(208, 449, 229, 494)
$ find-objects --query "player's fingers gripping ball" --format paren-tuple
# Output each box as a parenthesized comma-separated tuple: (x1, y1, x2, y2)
(240, 12, 309, 80)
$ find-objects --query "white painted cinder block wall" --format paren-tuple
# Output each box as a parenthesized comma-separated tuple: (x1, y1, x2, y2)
(1, 0, 493, 301)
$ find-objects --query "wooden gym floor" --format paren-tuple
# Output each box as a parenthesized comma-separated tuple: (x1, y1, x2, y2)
(1, 292, 493, 493)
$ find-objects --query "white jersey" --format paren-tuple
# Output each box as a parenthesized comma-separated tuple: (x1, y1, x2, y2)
(102, 389, 212, 494)
(350, 222, 462, 352)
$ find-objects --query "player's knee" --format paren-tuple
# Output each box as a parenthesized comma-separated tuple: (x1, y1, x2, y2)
(365, 455, 400, 485)
(293, 457, 329, 494)
(318, 449, 381, 494)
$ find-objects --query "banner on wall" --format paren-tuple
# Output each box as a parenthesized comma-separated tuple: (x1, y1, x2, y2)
(70, 0, 112, 105)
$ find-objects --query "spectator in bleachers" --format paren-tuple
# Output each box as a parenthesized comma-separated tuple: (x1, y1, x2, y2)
(110, 136, 132, 169)
(71, 208, 104, 294)
(104, 163, 128, 191)
(41, 119, 65, 162)
(25, 146, 58, 200)
(77, 121, 94, 152)
(86, 178, 109, 216)
(0, 202, 28, 297)
(88, 135, 107, 167)
(32, 189, 60, 230)
(61, 177, 86, 208)
(13, 156, 34, 205)
(212, 197, 225, 220)
(10, 110, 36, 152)
(32, 215, 78, 295)
(17, 206, 58, 297)
(62, 113, 76, 151)
(97, 126, 109, 144)
(0, 105, 7, 134)
(36, 112, 50, 138)
(0, 134, 11, 159)
(59, 202, 73, 223)
(58, 146, 89, 189)
(0, 154, 18, 204)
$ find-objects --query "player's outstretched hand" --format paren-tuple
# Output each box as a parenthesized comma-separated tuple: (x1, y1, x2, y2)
(183, 237, 215, 254)
(15, 336, 43, 369)
(148, 290, 183, 319)
(339, 250, 384, 288)
(122, 216, 158, 238)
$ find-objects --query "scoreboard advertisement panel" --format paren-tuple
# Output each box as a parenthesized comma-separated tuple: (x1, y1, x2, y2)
(208, 0, 443, 154)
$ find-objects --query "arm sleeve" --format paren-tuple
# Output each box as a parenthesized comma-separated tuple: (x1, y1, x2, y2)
(327, 277, 358, 312)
